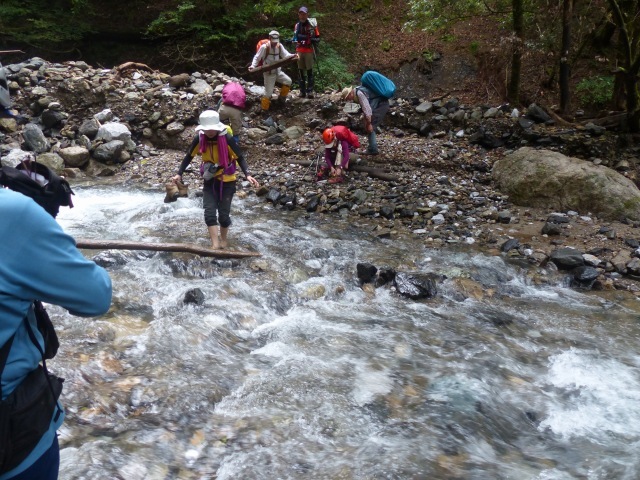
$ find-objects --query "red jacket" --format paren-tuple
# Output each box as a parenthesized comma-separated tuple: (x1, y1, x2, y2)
(293, 20, 319, 54)
(332, 125, 360, 148)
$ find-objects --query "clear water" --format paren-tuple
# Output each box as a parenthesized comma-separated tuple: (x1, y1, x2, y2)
(50, 185, 640, 480)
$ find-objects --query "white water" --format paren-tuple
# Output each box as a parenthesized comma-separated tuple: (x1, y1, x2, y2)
(50, 185, 640, 479)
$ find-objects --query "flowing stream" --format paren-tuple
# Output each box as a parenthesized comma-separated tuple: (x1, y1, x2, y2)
(48, 185, 640, 480)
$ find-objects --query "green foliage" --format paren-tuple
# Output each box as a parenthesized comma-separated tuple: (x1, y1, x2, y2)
(469, 40, 480, 56)
(254, 0, 298, 17)
(381, 39, 393, 52)
(354, 0, 373, 12)
(146, 0, 304, 46)
(422, 49, 437, 62)
(0, 0, 93, 46)
(313, 43, 354, 90)
(575, 76, 614, 110)
(146, 1, 256, 43)
(404, 0, 493, 32)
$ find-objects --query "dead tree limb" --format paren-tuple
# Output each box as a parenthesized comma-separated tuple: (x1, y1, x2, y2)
(76, 239, 261, 259)
(286, 158, 399, 181)
(115, 62, 155, 75)
(246, 56, 298, 76)
(546, 109, 575, 127)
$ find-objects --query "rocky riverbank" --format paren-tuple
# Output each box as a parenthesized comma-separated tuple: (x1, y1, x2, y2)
(2, 58, 640, 294)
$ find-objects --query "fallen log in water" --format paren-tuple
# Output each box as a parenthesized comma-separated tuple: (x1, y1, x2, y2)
(76, 239, 261, 258)
(286, 159, 398, 181)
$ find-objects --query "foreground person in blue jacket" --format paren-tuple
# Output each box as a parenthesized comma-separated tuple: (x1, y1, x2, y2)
(0, 187, 112, 480)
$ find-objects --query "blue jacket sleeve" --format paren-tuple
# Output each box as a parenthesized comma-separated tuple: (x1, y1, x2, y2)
(4, 196, 112, 317)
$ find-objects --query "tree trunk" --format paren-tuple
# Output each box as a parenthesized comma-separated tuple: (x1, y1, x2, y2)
(286, 158, 399, 181)
(75, 239, 261, 258)
(607, 0, 640, 132)
(507, 0, 524, 105)
(559, 0, 573, 113)
(626, 71, 640, 131)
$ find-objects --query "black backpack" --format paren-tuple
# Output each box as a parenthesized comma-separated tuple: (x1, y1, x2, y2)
(0, 161, 74, 218)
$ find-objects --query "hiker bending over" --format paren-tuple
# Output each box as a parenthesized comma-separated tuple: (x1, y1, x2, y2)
(0, 188, 111, 480)
(217, 82, 246, 144)
(172, 110, 259, 250)
(318, 126, 360, 184)
(249, 31, 297, 111)
(293, 6, 320, 98)
(341, 85, 390, 155)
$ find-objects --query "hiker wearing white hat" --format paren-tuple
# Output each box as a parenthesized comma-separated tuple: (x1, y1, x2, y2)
(249, 30, 297, 111)
(172, 110, 259, 249)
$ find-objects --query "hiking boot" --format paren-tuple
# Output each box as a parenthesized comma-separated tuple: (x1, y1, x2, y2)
(176, 180, 189, 197)
(357, 149, 379, 156)
(316, 165, 330, 180)
(306, 91, 314, 99)
(300, 91, 307, 98)
(328, 175, 344, 184)
(164, 182, 179, 203)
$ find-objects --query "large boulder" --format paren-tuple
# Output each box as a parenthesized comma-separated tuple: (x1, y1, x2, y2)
(492, 147, 640, 221)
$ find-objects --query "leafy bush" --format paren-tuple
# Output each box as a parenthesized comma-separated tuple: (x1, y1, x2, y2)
(381, 39, 392, 52)
(575, 76, 613, 110)
(310, 43, 354, 91)
(0, 0, 93, 46)
(469, 40, 480, 56)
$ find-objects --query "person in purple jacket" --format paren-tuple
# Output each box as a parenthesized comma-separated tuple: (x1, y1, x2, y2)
(318, 126, 360, 184)
(0, 187, 112, 480)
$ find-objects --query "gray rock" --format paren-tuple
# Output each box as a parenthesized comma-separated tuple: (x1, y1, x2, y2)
(93, 140, 125, 162)
(79, 118, 100, 138)
(22, 123, 50, 153)
(165, 122, 185, 136)
(493, 147, 640, 221)
(1, 149, 30, 168)
(183, 288, 205, 305)
(415, 101, 433, 113)
(284, 125, 304, 140)
(188, 79, 213, 95)
(357, 263, 377, 284)
(34, 152, 65, 174)
(549, 247, 585, 270)
(483, 107, 499, 118)
(94, 109, 114, 123)
(96, 122, 131, 143)
(41, 109, 65, 128)
(394, 272, 438, 299)
(526, 104, 552, 123)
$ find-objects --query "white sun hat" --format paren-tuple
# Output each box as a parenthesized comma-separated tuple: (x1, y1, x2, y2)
(195, 110, 227, 132)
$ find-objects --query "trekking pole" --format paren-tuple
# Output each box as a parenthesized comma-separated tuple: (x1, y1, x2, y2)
(308, 152, 321, 177)
(312, 43, 320, 76)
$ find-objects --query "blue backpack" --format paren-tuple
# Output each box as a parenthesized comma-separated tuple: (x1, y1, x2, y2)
(361, 71, 396, 99)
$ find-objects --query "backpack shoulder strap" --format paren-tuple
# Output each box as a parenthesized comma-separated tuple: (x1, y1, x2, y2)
(23, 316, 63, 422)
(0, 334, 16, 397)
